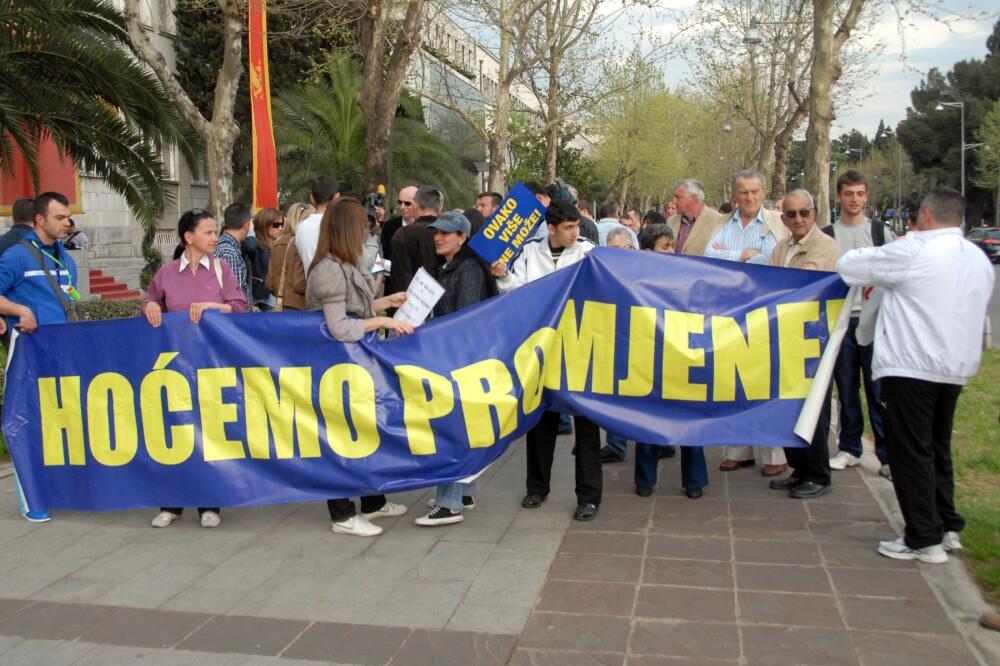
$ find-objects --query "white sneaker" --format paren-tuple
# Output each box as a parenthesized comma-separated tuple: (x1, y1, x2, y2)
(200, 511, 221, 528)
(332, 515, 382, 537)
(151, 511, 179, 528)
(829, 451, 862, 470)
(415, 507, 464, 526)
(879, 464, 892, 480)
(943, 531, 963, 552)
(877, 537, 948, 564)
(362, 501, 407, 520)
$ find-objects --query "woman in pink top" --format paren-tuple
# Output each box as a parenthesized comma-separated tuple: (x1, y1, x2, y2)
(141, 208, 248, 530)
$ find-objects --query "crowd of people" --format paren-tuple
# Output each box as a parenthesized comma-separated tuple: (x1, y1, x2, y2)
(0, 170, 993, 578)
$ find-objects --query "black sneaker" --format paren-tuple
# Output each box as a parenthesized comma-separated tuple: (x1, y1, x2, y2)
(426, 496, 477, 510)
(415, 506, 464, 526)
(557, 421, 573, 436)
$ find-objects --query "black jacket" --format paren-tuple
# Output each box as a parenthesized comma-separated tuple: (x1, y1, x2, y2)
(434, 246, 497, 317)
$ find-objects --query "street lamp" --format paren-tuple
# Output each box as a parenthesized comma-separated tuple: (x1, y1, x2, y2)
(934, 101, 969, 202)
(743, 17, 795, 45)
(844, 147, 864, 166)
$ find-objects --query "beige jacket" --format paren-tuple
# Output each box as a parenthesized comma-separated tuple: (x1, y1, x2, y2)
(769, 224, 838, 271)
(666, 206, 728, 256)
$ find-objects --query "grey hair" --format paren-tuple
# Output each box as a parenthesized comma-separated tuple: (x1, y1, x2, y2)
(783, 189, 815, 211)
(605, 226, 635, 247)
(415, 185, 444, 213)
(674, 178, 705, 204)
(919, 187, 963, 226)
(731, 169, 767, 193)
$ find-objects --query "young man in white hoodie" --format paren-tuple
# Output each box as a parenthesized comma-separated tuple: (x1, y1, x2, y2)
(492, 200, 602, 521)
(837, 187, 994, 564)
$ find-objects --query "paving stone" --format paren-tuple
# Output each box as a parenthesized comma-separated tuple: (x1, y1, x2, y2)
(96, 562, 210, 607)
(157, 585, 248, 615)
(851, 630, 979, 665)
(0, 634, 25, 653)
(174, 614, 308, 656)
(495, 528, 565, 559)
(598, 490, 656, 514)
(626, 658, 739, 666)
(728, 500, 809, 521)
(464, 552, 548, 608)
(445, 604, 533, 635)
(732, 539, 821, 565)
(392, 628, 517, 666)
(645, 536, 732, 562)
(649, 515, 730, 537)
(567, 511, 649, 534)
(0, 637, 96, 665)
(735, 564, 832, 594)
(547, 552, 643, 583)
(828, 567, 935, 599)
(629, 619, 740, 660)
(370, 580, 471, 629)
(557, 531, 646, 556)
(80, 607, 212, 648)
(839, 596, 958, 634)
(535, 579, 636, 616)
(508, 647, 625, 665)
(809, 520, 891, 543)
(28, 576, 118, 604)
(411, 541, 495, 581)
(653, 498, 729, 518)
(737, 591, 845, 628)
(807, 502, 890, 523)
(730, 518, 812, 541)
(0, 600, 119, 640)
(0, 598, 31, 622)
(642, 558, 734, 589)
(518, 611, 630, 652)
(741, 625, 859, 665)
(282, 621, 409, 664)
(635, 586, 735, 622)
(439, 511, 516, 544)
(817, 543, 917, 570)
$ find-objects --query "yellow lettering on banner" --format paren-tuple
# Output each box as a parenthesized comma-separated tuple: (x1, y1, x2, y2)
(396, 365, 455, 455)
(662, 310, 707, 401)
(197, 367, 246, 461)
(86, 373, 138, 466)
(825, 298, 845, 335)
(140, 356, 195, 465)
(557, 300, 616, 394)
(513, 327, 560, 414)
(452, 359, 518, 448)
(777, 301, 821, 399)
(618, 306, 657, 397)
(243, 367, 320, 460)
(711, 307, 771, 401)
(318, 364, 380, 459)
(38, 376, 85, 466)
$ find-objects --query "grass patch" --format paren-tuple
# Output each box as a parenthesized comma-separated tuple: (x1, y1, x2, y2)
(952, 349, 1000, 605)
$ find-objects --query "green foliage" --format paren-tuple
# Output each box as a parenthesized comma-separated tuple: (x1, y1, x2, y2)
(273, 57, 476, 206)
(0, 0, 196, 227)
(973, 99, 1000, 198)
(78, 298, 143, 321)
(508, 119, 599, 199)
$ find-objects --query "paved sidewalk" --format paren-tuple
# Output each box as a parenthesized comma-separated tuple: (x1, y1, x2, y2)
(0, 439, 996, 665)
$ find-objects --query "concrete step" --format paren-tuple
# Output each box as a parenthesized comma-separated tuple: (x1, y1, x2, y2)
(91, 283, 130, 295)
(101, 290, 142, 301)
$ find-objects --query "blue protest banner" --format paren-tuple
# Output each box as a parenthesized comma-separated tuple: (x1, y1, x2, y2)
(468, 181, 546, 264)
(3, 250, 847, 511)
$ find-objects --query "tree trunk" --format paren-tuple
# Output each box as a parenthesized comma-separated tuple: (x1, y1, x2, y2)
(771, 107, 806, 198)
(543, 50, 561, 184)
(205, 127, 236, 217)
(804, 0, 835, 226)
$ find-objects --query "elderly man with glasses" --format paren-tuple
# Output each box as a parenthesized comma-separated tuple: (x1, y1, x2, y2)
(767, 189, 838, 499)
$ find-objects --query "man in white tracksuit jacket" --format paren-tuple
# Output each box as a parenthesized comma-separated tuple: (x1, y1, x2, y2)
(837, 187, 994, 564)
(494, 200, 602, 521)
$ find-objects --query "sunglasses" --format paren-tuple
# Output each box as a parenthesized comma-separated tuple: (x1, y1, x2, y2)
(270, 221, 284, 229)
(783, 208, 813, 219)
(397, 200, 414, 206)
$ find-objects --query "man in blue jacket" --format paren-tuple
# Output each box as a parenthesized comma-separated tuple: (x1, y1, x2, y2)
(0, 192, 78, 523)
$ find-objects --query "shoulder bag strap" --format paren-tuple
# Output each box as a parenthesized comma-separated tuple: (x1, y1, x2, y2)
(213, 256, 224, 290)
(275, 241, 291, 311)
(18, 241, 81, 322)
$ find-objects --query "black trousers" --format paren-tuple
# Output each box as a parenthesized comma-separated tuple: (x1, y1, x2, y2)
(784, 382, 833, 486)
(882, 377, 964, 549)
(526, 411, 602, 505)
(327, 495, 387, 522)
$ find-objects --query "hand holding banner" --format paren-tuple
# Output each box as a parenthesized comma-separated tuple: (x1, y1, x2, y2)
(468, 182, 546, 265)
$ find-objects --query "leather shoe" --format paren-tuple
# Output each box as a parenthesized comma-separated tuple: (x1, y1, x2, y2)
(656, 445, 676, 459)
(635, 486, 653, 498)
(521, 493, 546, 509)
(685, 487, 703, 499)
(574, 502, 599, 521)
(769, 476, 804, 490)
(761, 464, 789, 477)
(980, 611, 1000, 632)
(789, 481, 831, 499)
(719, 458, 754, 471)
(600, 446, 625, 464)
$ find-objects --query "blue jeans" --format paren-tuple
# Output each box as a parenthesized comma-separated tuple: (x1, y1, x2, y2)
(635, 445, 709, 491)
(606, 433, 628, 458)
(436, 480, 477, 512)
(833, 317, 888, 464)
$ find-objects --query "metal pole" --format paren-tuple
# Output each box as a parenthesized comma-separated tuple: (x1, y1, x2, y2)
(960, 102, 966, 199)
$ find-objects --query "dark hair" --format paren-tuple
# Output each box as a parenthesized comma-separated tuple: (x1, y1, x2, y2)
(836, 169, 868, 193)
(578, 199, 594, 215)
(311, 199, 368, 272)
(546, 200, 580, 227)
(920, 187, 964, 226)
(12, 198, 34, 225)
(523, 182, 545, 196)
(478, 192, 503, 207)
(719, 202, 734, 214)
(463, 208, 486, 236)
(222, 202, 251, 230)
(597, 200, 620, 219)
(252, 207, 283, 249)
(341, 190, 363, 201)
(310, 175, 340, 205)
(33, 191, 69, 218)
(642, 210, 666, 227)
(415, 185, 444, 212)
(638, 223, 674, 251)
(175, 208, 215, 255)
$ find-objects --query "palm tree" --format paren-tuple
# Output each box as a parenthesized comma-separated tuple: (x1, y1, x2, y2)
(0, 0, 195, 227)
(273, 57, 476, 206)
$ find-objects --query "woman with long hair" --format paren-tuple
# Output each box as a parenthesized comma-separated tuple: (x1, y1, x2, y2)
(266, 203, 312, 311)
(246, 207, 283, 310)
(142, 208, 249, 529)
(306, 199, 414, 536)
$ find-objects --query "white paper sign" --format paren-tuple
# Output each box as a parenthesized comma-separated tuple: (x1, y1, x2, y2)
(393, 267, 444, 327)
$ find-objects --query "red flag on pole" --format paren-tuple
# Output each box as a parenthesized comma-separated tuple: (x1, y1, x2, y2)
(249, 0, 278, 210)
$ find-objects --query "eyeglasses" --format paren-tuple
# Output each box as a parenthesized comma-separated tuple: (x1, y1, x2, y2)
(783, 209, 813, 220)
(270, 221, 284, 229)
(397, 200, 414, 206)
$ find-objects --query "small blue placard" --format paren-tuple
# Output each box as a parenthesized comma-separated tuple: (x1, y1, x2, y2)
(468, 182, 547, 264)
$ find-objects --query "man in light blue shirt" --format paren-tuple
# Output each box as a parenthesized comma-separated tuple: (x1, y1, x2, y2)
(705, 170, 786, 265)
